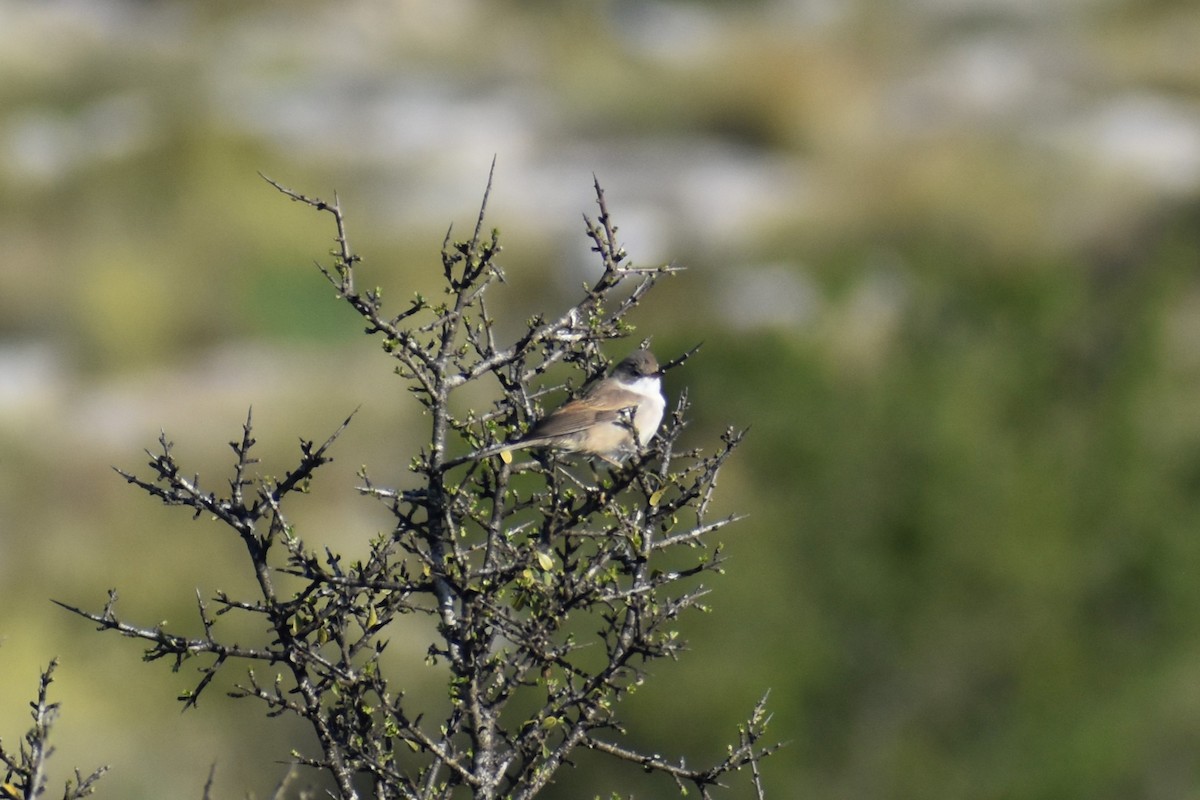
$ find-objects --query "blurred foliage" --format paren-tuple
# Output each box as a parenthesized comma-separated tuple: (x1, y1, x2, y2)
(3, 1, 1200, 799)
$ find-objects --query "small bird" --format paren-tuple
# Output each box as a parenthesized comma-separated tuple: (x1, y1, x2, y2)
(487, 349, 666, 466)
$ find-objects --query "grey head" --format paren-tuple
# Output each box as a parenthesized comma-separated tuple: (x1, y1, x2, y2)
(612, 349, 661, 383)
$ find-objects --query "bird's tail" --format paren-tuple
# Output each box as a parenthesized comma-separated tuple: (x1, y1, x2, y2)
(471, 442, 518, 461)
(441, 436, 557, 470)
(457, 438, 542, 466)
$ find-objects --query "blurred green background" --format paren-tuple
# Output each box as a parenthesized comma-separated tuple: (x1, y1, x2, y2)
(4, 0, 1200, 797)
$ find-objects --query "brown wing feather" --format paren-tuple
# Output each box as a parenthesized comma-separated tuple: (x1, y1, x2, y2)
(523, 388, 644, 440)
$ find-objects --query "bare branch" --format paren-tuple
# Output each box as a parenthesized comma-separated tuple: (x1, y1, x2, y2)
(0, 660, 109, 800)
(59, 171, 774, 800)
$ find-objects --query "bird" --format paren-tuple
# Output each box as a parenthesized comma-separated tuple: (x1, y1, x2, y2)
(484, 349, 666, 466)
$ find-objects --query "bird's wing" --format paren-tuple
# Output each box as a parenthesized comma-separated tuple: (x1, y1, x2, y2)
(522, 388, 644, 440)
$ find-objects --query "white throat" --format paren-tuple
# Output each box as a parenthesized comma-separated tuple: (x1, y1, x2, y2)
(622, 375, 666, 446)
